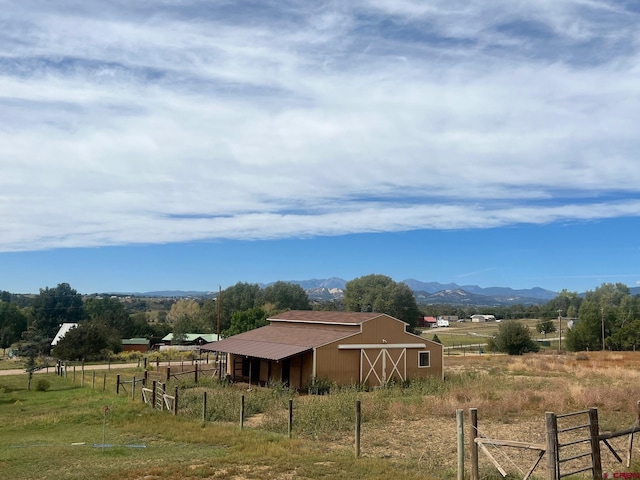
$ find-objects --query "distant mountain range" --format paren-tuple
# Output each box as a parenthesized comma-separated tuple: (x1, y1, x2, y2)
(129, 278, 562, 307)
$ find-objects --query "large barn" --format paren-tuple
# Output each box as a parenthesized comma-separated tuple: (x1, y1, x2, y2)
(201, 310, 443, 389)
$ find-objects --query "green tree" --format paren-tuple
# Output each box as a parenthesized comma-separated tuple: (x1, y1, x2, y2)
(344, 274, 420, 329)
(219, 283, 263, 331)
(128, 312, 155, 337)
(31, 283, 84, 340)
(84, 297, 131, 337)
(166, 299, 201, 324)
(51, 322, 121, 361)
(566, 283, 631, 351)
(541, 289, 581, 319)
(223, 307, 268, 337)
(0, 301, 28, 352)
(488, 321, 540, 355)
(608, 319, 640, 351)
(262, 281, 310, 311)
(536, 319, 556, 335)
(198, 299, 218, 333)
(171, 312, 212, 344)
(14, 327, 51, 390)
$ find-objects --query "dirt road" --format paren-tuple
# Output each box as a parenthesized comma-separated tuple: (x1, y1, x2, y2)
(0, 361, 155, 376)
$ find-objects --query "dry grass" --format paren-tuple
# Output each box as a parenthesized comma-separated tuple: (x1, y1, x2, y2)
(4, 352, 640, 479)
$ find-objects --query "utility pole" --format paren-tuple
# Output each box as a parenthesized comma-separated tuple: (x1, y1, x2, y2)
(217, 285, 221, 340)
(557, 309, 563, 353)
(601, 306, 605, 351)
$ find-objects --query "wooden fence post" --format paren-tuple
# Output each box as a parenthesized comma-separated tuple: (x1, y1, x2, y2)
(73, 365, 76, 383)
(160, 383, 166, 411)
(194, 364, 198, 384)
(174, 386, 179, 415)
(166, 366, 171, 382)
(355, 399, 361, 458)
(588, 408, 602, 478)
(545, 412, 558, 480)
(103, 373, 106, 392)
(132, 376, 136, 400)
(457, 409, 464, 480)
(81, 361, 85, 386)
(470, 408, 479, 480)
(288, 399, 293, 439)
(92, 371, 95, 390)
(240, 395, 245, 430)
(202, 391, 207, 425)
(152, 381, 157, 409)
(116, 374, 120, 395)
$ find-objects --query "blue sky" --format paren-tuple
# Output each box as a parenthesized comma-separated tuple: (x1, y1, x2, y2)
(1, 1, 639, 295)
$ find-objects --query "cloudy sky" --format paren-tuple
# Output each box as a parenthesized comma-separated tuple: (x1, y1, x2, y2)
(1, 0, 639, 294)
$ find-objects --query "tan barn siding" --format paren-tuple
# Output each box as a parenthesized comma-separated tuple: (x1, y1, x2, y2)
(314, 346, 361, 385)
(315, 315, 443, 386)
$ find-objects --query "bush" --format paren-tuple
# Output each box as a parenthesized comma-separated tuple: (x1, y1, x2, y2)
(35, 379, 51, 391)
(488, 321, 540, 355)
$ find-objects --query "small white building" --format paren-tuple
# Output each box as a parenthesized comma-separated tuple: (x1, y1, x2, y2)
(470, 314, 496, 323)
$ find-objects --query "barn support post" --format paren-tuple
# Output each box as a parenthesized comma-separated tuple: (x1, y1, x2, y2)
(456, 409, 464, 480)
(355, 399, 362, 458)
(288, 399, 293, 439)
(116, 374, 120, 395)
(588, 408, 603, 478)
(240, 394, 245, 430)
(470, 408, 479, 480)
(545, 412, 558, 480)
(202, 391, 207, 425)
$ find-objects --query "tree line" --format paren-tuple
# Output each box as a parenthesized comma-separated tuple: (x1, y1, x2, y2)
(2, 278, 639, 363)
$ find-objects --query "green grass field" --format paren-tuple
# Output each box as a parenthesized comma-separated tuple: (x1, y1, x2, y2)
(0, 369, 435, 480)
(419, 318, 558, 349)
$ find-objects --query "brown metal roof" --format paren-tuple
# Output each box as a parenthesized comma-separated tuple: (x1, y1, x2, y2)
(269, 310, 386, 325)
(201, 324, 357, 361)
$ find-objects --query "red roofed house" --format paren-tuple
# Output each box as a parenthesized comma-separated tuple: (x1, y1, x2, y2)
(202, 310, 443, 390)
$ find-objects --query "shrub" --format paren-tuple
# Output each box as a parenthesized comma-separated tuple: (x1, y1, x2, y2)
(35, 379, 51, 391)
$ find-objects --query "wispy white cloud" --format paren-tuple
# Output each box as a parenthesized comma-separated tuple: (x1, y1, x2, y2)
(1, 1, 639, 252)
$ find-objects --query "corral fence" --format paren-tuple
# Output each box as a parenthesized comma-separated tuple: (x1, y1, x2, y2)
(143, 356, 226, 385)
(460, 401, 640, 480)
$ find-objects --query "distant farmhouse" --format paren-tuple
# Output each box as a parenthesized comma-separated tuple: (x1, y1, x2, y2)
(202, 310, 443, 389)
(121, 338, 150, 353)
(159, 333, 219, 351)
(470, 314, 496, 323)
(419, 316, 437, 328)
